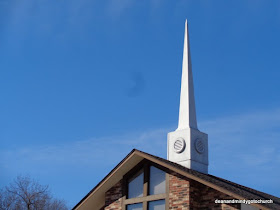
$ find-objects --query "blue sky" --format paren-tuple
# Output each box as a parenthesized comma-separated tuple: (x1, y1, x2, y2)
(1, 0, 280, 208)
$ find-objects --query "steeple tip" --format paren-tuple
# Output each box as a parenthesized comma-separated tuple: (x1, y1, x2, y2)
(177, 19, 197, 130)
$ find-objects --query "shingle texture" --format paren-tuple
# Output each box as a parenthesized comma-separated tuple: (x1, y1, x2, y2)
(140, 149, 280, 210)
(73, 149, 280, 210)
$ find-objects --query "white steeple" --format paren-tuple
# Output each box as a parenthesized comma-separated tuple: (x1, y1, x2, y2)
(178, 20, 197, 130)
(167, 20, 208, 173)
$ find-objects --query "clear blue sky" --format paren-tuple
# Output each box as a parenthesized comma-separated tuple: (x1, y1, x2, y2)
(1, 0, 280, 208)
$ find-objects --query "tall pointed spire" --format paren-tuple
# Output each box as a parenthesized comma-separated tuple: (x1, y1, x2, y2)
(167, 20, 208, 174)
(177, 20, 197, 130)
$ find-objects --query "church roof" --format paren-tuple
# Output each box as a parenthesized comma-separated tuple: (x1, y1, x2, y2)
(73, 149, 280, 210)
(143, 150, 280, 209)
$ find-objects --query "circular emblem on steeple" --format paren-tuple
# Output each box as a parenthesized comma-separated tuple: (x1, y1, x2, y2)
(173, 138, 186, 153)
(195, 139, 204, 154)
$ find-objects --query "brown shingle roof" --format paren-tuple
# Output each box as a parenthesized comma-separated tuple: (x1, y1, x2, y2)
(140, 149, 280, 209)
(73, 149, 280, 210)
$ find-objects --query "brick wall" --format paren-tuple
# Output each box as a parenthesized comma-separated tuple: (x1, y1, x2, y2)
(169, 172, 240, 210)
(190, 178, 240, 209)
(104, 171, 241, 210)
(104, 180, 123, 210)
(169, 172, 190, 209)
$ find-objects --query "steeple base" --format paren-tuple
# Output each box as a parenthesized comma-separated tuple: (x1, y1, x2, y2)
(167, 128, 208, 174)
(175, 160, 208, 174)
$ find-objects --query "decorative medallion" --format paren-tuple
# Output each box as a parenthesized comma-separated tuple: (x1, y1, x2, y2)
(173, 137, 186, 153)
(195, 138, 204, 154)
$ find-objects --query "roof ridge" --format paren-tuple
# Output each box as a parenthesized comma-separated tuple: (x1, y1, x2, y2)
(74, 149, 280, 210)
